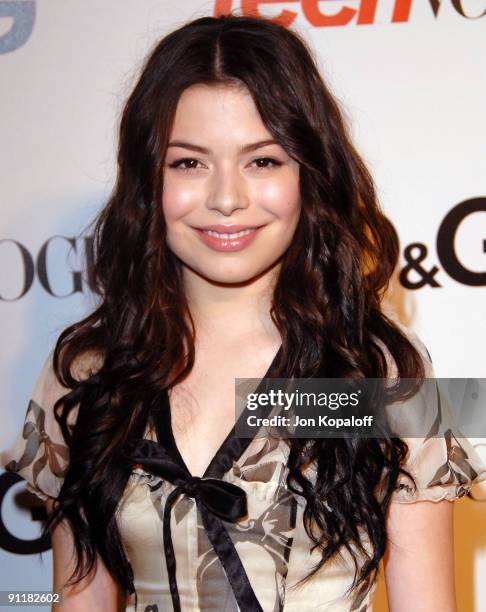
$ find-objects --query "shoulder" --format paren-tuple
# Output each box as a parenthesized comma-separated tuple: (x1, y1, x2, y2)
(0, 346, 104, 501)
(371, 316, 434, 379)
(32, 347, 104, 414)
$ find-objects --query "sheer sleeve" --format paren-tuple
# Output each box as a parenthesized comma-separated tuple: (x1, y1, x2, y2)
(0, 349, 99, 502)
(391, 430, 486, 503)
(384, 330, 486, 503)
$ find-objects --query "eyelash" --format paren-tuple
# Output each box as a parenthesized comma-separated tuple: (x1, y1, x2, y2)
(167, 157, 283, 172)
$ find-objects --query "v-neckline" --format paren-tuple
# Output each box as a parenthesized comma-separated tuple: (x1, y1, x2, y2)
(153, 344, 283, 481)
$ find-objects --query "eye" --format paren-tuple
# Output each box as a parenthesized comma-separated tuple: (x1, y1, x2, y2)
(250, 157, 283, 170)
(167, 156, 283, 172)
(168, 158, 203, 172)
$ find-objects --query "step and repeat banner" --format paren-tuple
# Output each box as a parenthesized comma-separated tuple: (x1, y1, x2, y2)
(1, 1, 485, 610)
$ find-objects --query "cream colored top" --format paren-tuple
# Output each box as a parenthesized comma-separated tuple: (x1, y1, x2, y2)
(2, 335, 486, 611)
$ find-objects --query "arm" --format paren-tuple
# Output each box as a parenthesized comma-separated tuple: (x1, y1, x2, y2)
(47, 499, 125, 612)
(383, 499, 457, 612)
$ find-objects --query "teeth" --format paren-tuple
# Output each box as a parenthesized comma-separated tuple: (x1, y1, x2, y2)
(203, 228, 256, 239)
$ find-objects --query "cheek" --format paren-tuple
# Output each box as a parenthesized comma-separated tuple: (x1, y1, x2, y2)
(256, 175, 301, 218)
(162, 178, 201, 221)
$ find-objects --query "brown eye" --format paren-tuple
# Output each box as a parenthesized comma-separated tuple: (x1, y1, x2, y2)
(168, 158, 201, 171)
(251, 157, 282, 170)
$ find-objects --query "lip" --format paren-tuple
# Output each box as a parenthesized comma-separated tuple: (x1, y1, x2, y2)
(194, 225, 264, 252)
(196, 224, 263, 232)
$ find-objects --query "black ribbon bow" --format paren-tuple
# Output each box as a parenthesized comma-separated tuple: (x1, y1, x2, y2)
(123, 438, 264, 612)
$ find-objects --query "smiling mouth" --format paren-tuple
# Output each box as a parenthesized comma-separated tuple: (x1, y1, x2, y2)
(201, 228, 257, 239)
(193, 225, 265, 252)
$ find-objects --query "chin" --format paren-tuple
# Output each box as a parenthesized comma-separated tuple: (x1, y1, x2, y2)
(201, 270, 261, 286)
(191, 261, 272, 286)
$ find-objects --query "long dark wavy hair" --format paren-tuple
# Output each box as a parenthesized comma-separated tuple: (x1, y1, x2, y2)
(45, 13, 425, 605)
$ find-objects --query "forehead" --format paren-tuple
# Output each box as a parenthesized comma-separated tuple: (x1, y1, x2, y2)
(168, 83, 273, 145)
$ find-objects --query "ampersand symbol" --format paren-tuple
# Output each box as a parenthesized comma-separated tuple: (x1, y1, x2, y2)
(399, 243, 441, 289)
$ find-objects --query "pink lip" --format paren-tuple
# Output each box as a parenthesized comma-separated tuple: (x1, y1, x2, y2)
(194, 226, 264, 252)
(197, 224, 261, 232)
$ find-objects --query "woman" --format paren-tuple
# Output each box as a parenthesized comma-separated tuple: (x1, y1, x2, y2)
(2, 13, 485, 612)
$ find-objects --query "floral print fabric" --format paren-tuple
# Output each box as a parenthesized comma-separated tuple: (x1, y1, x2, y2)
(2, 337, 486, 611)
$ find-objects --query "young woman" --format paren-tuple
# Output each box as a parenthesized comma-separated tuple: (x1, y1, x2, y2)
(2, 14, 485, 612)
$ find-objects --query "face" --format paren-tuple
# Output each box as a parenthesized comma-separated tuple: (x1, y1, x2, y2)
(162, 83, 301, 286)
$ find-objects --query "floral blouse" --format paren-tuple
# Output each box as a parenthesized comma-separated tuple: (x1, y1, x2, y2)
(2, 335, 486, 612)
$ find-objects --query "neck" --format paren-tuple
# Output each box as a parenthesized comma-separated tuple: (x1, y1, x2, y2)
(182, 264, 281, 346)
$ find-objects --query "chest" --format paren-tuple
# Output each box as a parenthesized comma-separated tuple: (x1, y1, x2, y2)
(168, 344, 278, 477)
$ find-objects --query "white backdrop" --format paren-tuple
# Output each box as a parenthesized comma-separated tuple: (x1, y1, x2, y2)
(1, 1, 485, 610)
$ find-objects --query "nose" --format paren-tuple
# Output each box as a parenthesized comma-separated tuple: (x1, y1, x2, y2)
(206, 163, 249, 216)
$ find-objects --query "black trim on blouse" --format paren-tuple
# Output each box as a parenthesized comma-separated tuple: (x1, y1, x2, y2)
(124, 345, 282, 612)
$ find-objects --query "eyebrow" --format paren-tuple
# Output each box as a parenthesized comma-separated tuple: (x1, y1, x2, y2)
(166, 139, 280, 155)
